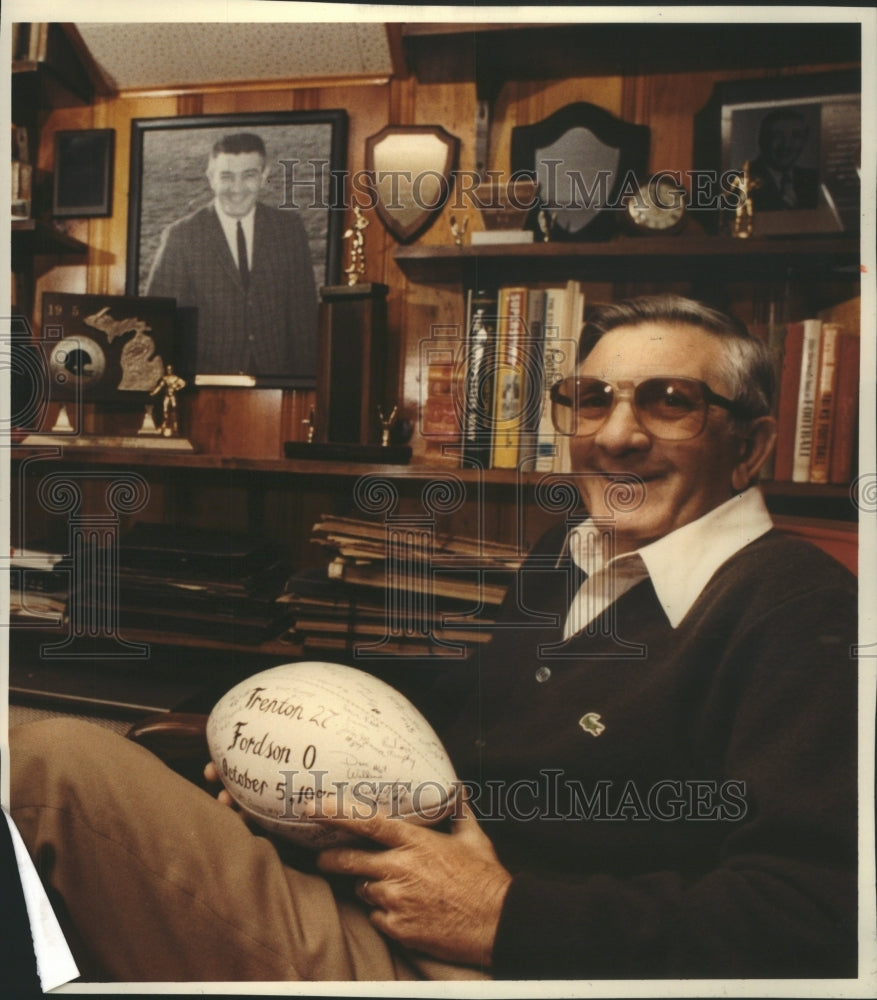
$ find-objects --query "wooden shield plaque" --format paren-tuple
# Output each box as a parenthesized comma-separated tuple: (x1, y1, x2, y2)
(365, 125, 460, 243)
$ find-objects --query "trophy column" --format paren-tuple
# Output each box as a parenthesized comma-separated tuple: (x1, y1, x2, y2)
(314, 282, 389, 447)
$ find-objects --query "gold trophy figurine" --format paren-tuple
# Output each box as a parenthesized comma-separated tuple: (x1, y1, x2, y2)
(377, 404, 398, 447)
(343, 206, 369, 286)
(730, 160, 762, 239)
(150, 364, 186, 437)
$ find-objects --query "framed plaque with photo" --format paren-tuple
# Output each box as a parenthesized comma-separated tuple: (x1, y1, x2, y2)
(695, 70, 861, 236)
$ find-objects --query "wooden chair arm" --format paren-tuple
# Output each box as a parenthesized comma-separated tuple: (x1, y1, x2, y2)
(126, 712, 211, 788)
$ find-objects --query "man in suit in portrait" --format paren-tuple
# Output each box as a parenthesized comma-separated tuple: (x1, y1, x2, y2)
(146, 132, 318, 378)
(748, 107, 820, 212)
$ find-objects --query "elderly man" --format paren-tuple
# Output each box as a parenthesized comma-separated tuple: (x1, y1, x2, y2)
(9, 295, 857, 982)
(146, 132, 318, 377)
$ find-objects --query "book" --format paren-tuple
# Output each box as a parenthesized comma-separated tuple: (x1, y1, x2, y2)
(491, 286, 527, 468)
(553, 281, 587, 473)
(460, 286, 499, 470)
(420, 361, 458, 445)
(76, 603, 291, 645)
(791, 319, 822, 483)
(299, 633, 475, 659)
(773, 322, 805, 481)
(518, 287, 547, 468)
(290, 615, 493, 646)
(533, 287, 568, 471)
(829, 329, 860, 484)
(808, 322, 842, 484)
(118, 522, 280, 580)
(327, 557, 511, 606)
(27, 23, 49, 61)
(309, 514, 521, 566)
(9, 547, 70, 624)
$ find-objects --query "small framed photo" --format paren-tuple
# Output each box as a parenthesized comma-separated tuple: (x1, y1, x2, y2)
(695, 70, 861, 236)
(52, 129, 115, 218)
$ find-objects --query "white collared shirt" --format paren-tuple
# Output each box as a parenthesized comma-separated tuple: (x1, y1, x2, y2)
(215, 202, 255, 269)
(562, 487, 774, 639)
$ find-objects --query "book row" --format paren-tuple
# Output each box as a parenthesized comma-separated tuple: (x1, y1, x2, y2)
(767, 309, 860, 485)
(423, 281, 585, 473)
(421, 284, 860, 485)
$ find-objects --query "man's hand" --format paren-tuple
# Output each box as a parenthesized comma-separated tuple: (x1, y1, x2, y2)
(315, 797, 512, 969)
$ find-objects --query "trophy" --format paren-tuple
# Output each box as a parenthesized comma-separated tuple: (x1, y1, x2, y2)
(730, 160, 762, 239)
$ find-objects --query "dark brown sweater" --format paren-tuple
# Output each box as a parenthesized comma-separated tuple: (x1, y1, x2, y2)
(440, 527, 858, 979)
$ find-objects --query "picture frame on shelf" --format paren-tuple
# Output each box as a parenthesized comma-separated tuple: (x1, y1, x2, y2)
(510, 102, 650, 241)
(52, 129, 115, 218)
(694, 69, 861, 237)
(125, 110, 348, 387)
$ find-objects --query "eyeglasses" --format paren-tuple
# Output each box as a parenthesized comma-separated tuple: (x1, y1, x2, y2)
(549, 375, 748, 441)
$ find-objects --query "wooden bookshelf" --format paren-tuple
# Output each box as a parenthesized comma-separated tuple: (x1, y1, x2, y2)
(11, 218, 89, 259)
(394, 235, 861, 284)
(10, 445, 857, 521)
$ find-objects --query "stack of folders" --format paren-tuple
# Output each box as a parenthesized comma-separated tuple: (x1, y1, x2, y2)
(277, 515, 522, 660)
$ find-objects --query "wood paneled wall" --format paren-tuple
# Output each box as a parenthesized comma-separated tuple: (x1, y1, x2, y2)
(32, 57, 853, 461)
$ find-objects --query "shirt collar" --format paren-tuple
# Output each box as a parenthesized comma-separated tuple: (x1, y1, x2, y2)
(214, 201, 256, 244)
(564, 487, 774, 629)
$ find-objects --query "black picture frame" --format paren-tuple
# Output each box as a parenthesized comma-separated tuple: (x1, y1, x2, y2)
(510, 102, 650, 241)
(694, 69, 861, 236)
(126, 110, 348, 387)
(52, 129, 115, 218)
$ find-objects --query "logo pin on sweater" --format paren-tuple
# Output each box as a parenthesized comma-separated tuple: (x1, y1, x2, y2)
(579, 713, 606, 737)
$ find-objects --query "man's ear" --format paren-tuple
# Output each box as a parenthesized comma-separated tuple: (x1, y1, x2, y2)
(731, 416, 777, 492)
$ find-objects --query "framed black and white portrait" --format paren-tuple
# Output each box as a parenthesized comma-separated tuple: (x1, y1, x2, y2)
(126, 110, 348, 386)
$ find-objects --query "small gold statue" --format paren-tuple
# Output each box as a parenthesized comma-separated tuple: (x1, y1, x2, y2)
(377, 404, 398, 447)
(149, 364, 186, 437)
(343, 206, 369, 286)
(449, 215, 469, 247)
(729, 160, 762, 239)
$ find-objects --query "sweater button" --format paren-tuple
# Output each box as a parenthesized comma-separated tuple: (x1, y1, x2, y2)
(535, 666, 551, 683)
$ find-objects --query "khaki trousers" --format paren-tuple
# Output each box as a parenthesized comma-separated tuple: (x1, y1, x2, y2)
(9, 719, 490, 983)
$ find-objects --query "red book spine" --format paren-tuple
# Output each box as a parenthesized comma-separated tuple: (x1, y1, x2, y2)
(829, 330, 860, 485)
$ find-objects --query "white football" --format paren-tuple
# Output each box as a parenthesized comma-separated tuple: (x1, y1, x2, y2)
(206, 661, 460, 849)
